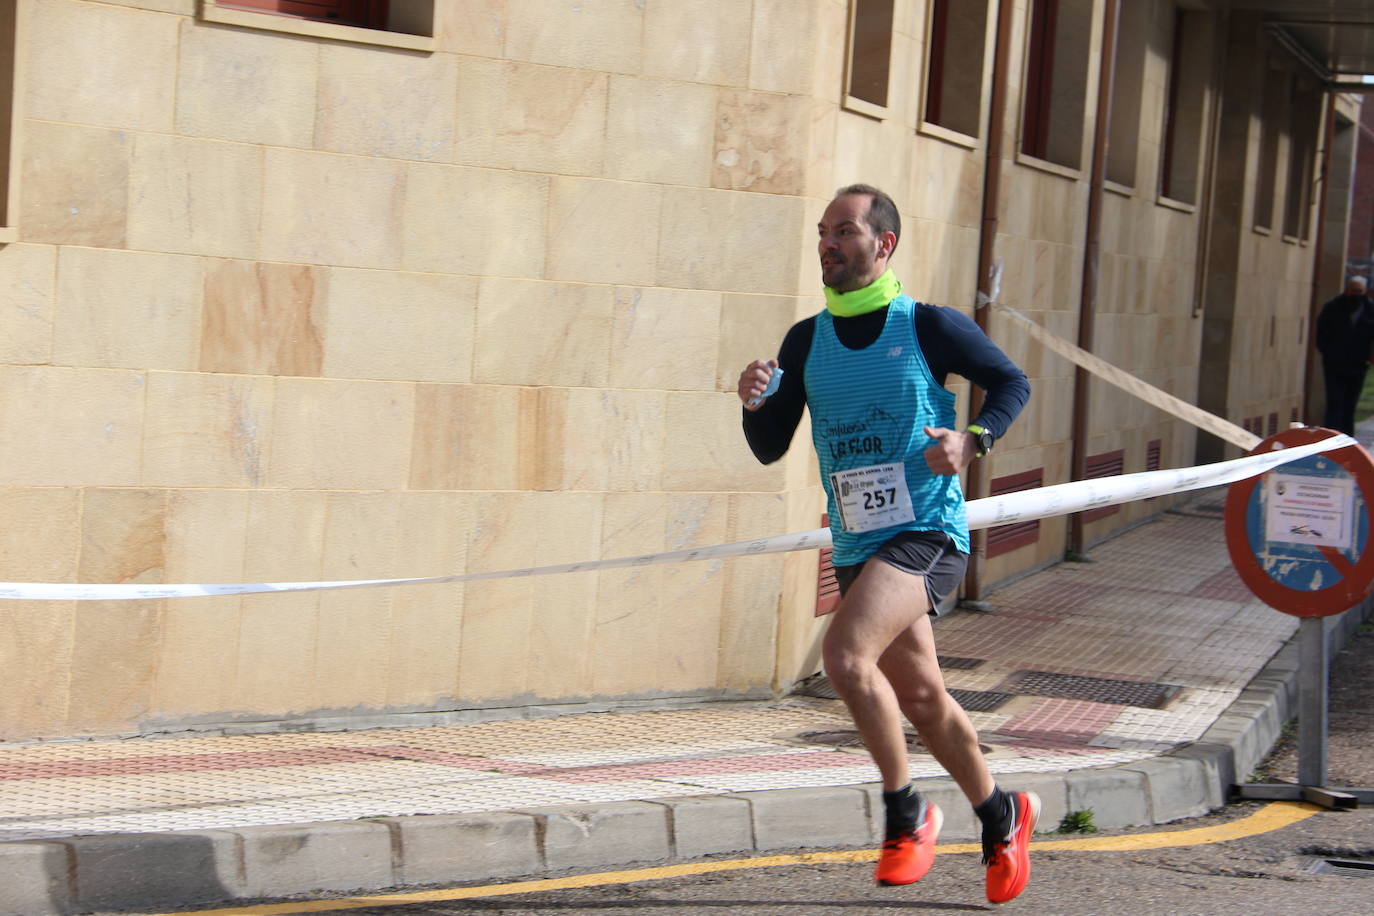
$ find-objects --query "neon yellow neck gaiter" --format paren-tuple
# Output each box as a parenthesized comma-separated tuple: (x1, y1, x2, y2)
(824, 269, 902, 318)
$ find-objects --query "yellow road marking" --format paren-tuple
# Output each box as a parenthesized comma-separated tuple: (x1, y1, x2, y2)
(157, 801, 1323, 916)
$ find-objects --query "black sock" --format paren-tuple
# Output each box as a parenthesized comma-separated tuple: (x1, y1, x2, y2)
(974, 786, 1013, 838)
(882, 784, 921, 839)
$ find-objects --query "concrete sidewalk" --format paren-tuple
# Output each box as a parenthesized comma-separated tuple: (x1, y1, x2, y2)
(1, 485, 1370, 915)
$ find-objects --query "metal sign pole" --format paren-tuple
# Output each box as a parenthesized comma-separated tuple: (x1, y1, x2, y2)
(1296, 616, 1328, 788)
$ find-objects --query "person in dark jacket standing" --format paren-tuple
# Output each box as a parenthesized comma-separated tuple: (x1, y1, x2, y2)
(1316, 276, 1374, 434)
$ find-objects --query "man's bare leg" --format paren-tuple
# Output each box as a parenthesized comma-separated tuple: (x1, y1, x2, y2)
(821, 559, 932, 791)
(878, 618, 994, 806)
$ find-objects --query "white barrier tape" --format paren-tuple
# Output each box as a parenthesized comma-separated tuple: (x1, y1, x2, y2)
(976, 257, 1260, 451)
(0, 434, 1354, 601)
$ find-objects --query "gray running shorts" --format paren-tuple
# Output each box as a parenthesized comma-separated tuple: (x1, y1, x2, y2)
(833, 530, 968, 617)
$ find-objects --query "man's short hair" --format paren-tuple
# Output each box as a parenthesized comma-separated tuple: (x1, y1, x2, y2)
(835, 184, 900, 252)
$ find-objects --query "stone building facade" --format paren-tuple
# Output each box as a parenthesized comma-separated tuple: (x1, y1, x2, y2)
(0, 0, 1354, 740)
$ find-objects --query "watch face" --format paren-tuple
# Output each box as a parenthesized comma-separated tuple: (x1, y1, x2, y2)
(977, 430, 994, 452)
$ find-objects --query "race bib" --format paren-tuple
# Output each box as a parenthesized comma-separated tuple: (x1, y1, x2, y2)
(829, 463, 915, 533)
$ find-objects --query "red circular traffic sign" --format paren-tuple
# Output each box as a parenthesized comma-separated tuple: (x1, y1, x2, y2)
(1224, 427, 1374, 617)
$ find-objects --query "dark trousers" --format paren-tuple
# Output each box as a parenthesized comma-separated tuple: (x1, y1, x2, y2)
(1322, 361, 1368, 435)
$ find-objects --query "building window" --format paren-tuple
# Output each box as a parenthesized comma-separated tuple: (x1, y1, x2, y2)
(217, 0, 387, 29)
(1253, 62, 1288, 232)
(1105, 0, 1148, 188)
(1020, 0, 1093, 169)
(844, 0, 895, 118)
(201, 0, 434, 50)
(1282, 78, 1322, 240)
(1159, 8, 1212, 205)
(923, 0, 990, 139)
(0, 0, 21, 243)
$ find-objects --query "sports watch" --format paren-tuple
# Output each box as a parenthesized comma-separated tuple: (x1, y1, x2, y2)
(967, 424, 994, 457)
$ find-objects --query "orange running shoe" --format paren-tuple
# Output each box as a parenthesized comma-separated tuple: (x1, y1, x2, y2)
(874, 799, 943, 886)
(983, 790, 1041, 903)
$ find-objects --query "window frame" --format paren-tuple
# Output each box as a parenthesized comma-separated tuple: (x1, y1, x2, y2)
(0, 0, 25, 243)
(917, 0, 995, 149)
(842, 0, 896, 120)
(1015, 0, 1094, 179)
(199, 0, 435, 52)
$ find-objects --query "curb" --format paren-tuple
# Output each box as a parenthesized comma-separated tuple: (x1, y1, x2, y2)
(1, 602, 1367, 916)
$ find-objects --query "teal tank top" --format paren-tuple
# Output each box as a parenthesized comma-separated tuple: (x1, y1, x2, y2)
(805, 296, 970, 566)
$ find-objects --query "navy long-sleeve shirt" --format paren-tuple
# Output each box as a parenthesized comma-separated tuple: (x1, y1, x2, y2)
(743, 302, 1030, 464)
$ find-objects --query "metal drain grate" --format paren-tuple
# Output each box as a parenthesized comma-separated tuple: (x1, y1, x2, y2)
(793, 658, 987, 700)
(1307, 858, 1374, 878)
(949, 689, 1013, 712)
(997, 670, 1182, 709)
(937, 655, 986, 670)
(794, 729, 994, 756)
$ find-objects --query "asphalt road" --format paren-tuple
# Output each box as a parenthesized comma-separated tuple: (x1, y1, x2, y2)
(152, 626, 1374, 916)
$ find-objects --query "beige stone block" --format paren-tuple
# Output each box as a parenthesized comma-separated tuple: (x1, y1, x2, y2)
(713, 89, 808, 196)
(20, 121, 130, 247)
(435, 0, 506, 56)
(324, 269, 477, 383)
(402, 163, 548, 279)
(473, 279, 613, 386)
(314, 493, 400, 711)
(25, 0, 177, 130)
(454, 57, 607, 176)
(534, 387, 665, 492)
(457, 578, 530, 699)
(0, 601, 75, 739)
(53, 247, 203, 371)
(546, 178, 661, 285)
(643, 1, 750, 85)
(152, 490, 251, 718)
(0, 367, 145, 486)
(832, 117, 912, 212)
(0, 487, 81, 580)
(127, 133, 262, 258)
(317, 44, 456, 161)
(718, 493, 788, 690)
(260, 148, 405, 270)
(410, 383, 539, 491)
(236, 591, 321, 715)
(749, 0, 818, 95)
(386, 492, 471, 706)
(503, 0, 643, 73)
(102, 0, 193, 13)
(234, 491, 326, 714)
(592, 493, 666, 694)
(0, 243, 56, 364)
(662, 391, 779, 492)
(803, 99, 839, 200)
(611, 286, 721, 391)
(142, 370, 275, 488)
(176, 16, 319, 147)
(527, 570, 598, 698)
(654, 494, 729, 691)
(266, 378, 415, 490)
(715, 293, 803, 391)
(604, 76, 716, 186)
(201, 259, 327, 378)
(656, 188, 804, 295)
(66, 489, 166, 733)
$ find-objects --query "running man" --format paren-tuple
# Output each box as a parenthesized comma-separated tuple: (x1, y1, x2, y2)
(737, 184, 1037, 902)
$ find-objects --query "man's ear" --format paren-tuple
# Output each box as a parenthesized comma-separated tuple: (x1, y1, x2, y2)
(878, 231, 897, 259)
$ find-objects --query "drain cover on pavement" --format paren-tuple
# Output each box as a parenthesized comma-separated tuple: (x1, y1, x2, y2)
(997, 670, 1182, 708)
(795, 729, 995, 755)
(1307, 858, 1374, 878)
(948, 688, 1013, 712)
